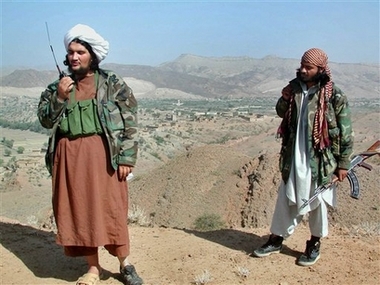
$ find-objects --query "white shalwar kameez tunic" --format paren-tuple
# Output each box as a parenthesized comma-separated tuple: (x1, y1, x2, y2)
(270, 83, 336, 238)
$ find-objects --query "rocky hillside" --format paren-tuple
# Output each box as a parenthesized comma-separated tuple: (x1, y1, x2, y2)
(128, 141, 380, 231)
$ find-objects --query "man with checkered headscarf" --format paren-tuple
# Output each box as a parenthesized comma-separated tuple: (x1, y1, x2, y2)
(253, 48, 353, 266)
(38, 24, 143, 285)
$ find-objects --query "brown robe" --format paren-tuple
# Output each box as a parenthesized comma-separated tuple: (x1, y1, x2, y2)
(52, 74, 129, 257)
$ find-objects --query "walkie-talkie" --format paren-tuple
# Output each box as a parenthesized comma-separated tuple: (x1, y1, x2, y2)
(45, 22, 66, 79)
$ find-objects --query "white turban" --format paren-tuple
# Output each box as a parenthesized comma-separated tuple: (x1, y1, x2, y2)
(64, 24, 109, 62)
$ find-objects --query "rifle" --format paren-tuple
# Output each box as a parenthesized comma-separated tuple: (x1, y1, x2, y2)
(300, 140, 380, 210)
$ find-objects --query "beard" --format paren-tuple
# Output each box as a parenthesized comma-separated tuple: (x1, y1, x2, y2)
(297, 70, 329, 85)
(68, 64, 92, 78)
(299, 72, 320, 83)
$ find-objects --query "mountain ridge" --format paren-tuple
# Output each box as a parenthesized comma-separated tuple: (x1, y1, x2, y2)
(1, 54, 379, 99)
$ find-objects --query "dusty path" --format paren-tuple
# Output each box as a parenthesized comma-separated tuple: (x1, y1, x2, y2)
(1, 217, 379, 285)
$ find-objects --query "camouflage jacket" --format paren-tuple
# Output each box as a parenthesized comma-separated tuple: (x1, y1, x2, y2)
(37, 69, 138, 174)
(276, 78, 353, 185)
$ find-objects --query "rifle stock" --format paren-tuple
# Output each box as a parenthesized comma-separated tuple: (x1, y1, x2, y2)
(362, 140, 380, 157)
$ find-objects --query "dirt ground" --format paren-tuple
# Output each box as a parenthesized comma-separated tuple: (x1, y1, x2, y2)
(0, 216, 379, 285)
(0, 110, 379, 285)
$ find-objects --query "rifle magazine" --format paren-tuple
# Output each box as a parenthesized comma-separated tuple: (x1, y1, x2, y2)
(347, 171, 360, 199)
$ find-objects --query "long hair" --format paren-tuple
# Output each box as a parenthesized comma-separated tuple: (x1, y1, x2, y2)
(63, 38, 100, 72)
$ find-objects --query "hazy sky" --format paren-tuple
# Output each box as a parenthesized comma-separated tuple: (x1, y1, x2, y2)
(1, 0, 379, 70)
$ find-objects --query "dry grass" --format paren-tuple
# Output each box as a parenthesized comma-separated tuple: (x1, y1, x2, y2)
(349, 221, 380, 236)
(236, 266, 250, 278)
(128, 204, 151, 227)
(193, 270, 212, 285)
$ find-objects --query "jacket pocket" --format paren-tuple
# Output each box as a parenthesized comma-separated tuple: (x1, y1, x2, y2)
(321, 149, 337, 179)
(102, 100, 124, 131)
(329, 127, 340, 157)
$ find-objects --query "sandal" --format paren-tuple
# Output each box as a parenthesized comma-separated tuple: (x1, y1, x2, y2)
(76, 272, 100, 285)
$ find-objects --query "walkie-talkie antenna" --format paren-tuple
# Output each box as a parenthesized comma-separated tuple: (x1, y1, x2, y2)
(45, 22, 66, 79)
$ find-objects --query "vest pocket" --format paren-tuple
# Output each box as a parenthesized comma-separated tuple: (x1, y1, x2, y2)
(79, 99, 97, 134)
(67, 103, 82, 136)
(59, 115, 69, 134)
(93, 99, 103, 133)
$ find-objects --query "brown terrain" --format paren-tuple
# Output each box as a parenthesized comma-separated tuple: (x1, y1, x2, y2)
(0, 56, 379, 285)
(1, 109, 379, 285)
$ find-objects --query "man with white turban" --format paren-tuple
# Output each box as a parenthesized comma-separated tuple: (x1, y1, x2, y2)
(38, 24, 143, 285)
(64, 24, 109, 63)
(252, 48, 353, 266)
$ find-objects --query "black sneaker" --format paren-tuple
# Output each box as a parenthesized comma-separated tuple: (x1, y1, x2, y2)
(297, 240, 321, 266)
(253, 235, 284, 257)
(120, 265, 143, 285)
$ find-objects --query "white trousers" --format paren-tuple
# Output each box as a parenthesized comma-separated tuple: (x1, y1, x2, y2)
(270, 182, 329, 239)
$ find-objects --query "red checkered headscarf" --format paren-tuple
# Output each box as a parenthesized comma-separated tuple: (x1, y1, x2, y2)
(278, 48, 333, 151)
(301, 48, 328, 70)
(302, 48, 333, 150)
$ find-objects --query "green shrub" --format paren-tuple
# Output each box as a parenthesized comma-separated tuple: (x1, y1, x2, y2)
(2, 139, 14, 149)
(150, 152, 162, 160)
(194, 214, 225, 231)
(154, 135, 165, 145)
(17, 146, 25, 154)
(3, 148, 12, 157)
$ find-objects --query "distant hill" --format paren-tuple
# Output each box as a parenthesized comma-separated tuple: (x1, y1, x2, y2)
(1, 54, 379, 99)
(0, 69, 58, 89)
